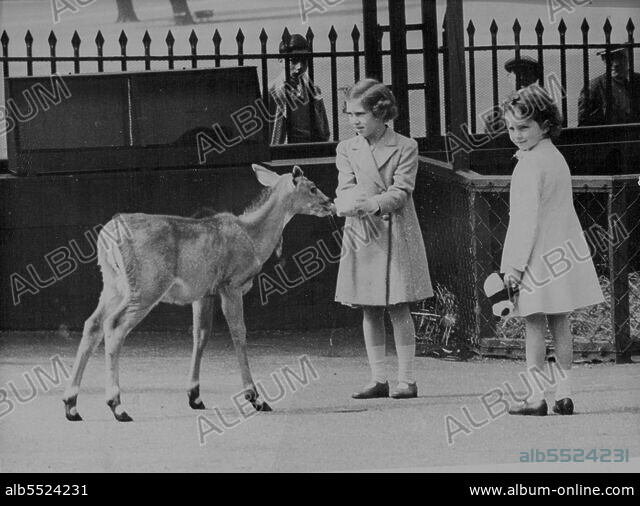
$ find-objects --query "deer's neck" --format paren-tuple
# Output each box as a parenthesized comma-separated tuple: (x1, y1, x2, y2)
(239, 189, 292, 264)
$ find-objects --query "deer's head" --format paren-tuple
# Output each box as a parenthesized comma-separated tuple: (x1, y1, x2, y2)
(252, 164, 334, 218)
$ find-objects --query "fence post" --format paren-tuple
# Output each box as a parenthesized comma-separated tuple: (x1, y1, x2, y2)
(609, 181, 632, 364)
(558, 19, 568, 126)
(166, 30, 175, 70)
(627, 19, 636, 118)
(444, 0, 469, 171)
(25, 31, 33, 77)
(388, 0, 410, 137)
(48, 31, 57, 75)
(536, 20, 545, 86)
(422, 0, 441, 140)
(362, 0, 381, 80)
(469, 189, 496, 344)
(1, 31, 9, 77)
(329, 26, 339, 141)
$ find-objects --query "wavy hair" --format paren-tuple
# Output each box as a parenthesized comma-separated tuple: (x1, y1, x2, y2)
(502, 84, 563, 140)
(343, 78, 398, 122)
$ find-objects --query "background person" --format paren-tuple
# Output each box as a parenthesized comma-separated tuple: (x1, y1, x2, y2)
(268, 34, 330, 144)
(483, 55, 542, 134)
(578, 46, 640, 126)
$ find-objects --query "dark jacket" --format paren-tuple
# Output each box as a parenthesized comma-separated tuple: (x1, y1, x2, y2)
(578, 73, 640, 126)
(268, 73, 330, 144)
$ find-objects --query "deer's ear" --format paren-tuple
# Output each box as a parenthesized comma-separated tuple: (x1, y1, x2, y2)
(292, 165, 304, 185)
(252, 164, 280, 187)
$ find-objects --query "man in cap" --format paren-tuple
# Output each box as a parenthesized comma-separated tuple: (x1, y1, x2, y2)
(268, 33, 330, 144)
(482, 55, 542, 134)
(504, 55, 542, 90)
(578, 46, 640, 126)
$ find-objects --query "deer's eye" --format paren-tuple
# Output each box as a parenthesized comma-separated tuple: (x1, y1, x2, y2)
(310, 187, 317, 194)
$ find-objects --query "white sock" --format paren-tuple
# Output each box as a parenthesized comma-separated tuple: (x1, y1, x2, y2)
(366, 345, 386, 383)
(396, 344, 416, 384)
(555, 368, 573, 400)
(525, 370, 545, 403)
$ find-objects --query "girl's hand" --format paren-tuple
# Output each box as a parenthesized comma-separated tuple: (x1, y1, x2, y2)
(353, 196, 380, 215)
(503, 267, 523, 290)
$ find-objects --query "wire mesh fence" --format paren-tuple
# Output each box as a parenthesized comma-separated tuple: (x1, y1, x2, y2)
(413, 159, 639, 362)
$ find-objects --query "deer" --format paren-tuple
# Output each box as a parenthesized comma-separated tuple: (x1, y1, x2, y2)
(62, 164, 334, 422)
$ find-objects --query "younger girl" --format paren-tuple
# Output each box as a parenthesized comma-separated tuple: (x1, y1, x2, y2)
(501, 85, 604, 416)
(334, 79, 433, 399)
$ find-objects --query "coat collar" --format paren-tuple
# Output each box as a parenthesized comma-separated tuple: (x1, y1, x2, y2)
(351, 127, 399, 190)
(514, 137, 553, 161)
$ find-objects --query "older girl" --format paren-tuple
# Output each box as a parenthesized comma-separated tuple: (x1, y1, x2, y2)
(501, 85, 604, 416)
(334, 79, 433, 399)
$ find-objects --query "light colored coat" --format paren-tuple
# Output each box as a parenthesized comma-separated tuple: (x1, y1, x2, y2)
(500, 138, 604, 316)
(334, 127, 433, 306)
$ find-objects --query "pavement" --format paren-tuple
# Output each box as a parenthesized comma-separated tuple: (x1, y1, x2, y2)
(0, 327, 638, 473)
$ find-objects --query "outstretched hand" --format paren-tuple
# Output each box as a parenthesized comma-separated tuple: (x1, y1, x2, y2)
(353, 196, 379, 215)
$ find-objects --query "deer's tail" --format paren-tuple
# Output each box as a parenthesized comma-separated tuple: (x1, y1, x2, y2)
(96, 215, 138, 302)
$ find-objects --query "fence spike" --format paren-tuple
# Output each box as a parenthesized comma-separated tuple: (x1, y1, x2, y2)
(490, 19, 498, 35)
(558, 18, 567, 35)
(142, 30, 152, 46)
(512, 18, 521, 35)
(626, 18, 635, 34)
(307, 26, 316, 42)
(1, 31, 9, 48)
(25, 30, 33, 45)
(71, 30, 81, 49)
(329, 25, 338, 43)
(48, 30, 57, 48)
(95, 30, 104, 47)
(189, 30, 198, 46)
(581, 18, 590, 34)
(603, 18, 612, 37)
(165, 30, 175, 46)
(212, 29, 221, 46)
(281, 27, 291, 46)
(467, 20, 475, 36)
(236, 28, 245, 44)
(119, 30, 128, 47)
(535, 19, 544, 35)
(259, 28, 268, 44)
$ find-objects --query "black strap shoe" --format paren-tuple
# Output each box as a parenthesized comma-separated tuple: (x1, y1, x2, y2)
(508, 399, 548, 416)
(390, 382, 418, 399)
(553, 398, 574, 415)
(352, 381, 389, 399)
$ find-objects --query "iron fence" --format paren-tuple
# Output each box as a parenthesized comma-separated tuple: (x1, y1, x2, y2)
(1, 13, 638, 145)
(0, 25, 364, 144)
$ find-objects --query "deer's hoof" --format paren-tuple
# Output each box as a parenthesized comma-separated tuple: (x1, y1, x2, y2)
(114, 411, 133, 422)
(63, 398, 82, 422)
(63, 397, 83, 422)
(190, 399, 206, 410)
(250, 399, 272, 412)
(107, 398, 134, 422)
(188, 386, 206, 410)
(257, 401, 272, 412)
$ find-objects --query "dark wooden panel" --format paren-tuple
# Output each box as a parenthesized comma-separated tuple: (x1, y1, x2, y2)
(5, 67, 269, 176)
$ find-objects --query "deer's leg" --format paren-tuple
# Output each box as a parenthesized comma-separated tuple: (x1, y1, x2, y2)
(103, 300, 149, 422)
(62, 287, 118, 422)
(187, 296, 214, 410)
(220, 287, 271, 412)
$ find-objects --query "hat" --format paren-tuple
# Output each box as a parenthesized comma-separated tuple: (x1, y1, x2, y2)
(597, 46, 628, 61)
(279, 34, 309, 54)
(504, 55, 541, 76)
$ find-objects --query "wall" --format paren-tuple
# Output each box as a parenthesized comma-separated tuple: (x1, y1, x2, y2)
(0, 161, 360, 331)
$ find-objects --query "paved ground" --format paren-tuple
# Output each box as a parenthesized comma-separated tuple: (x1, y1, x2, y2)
(0, 328, 638, 473)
